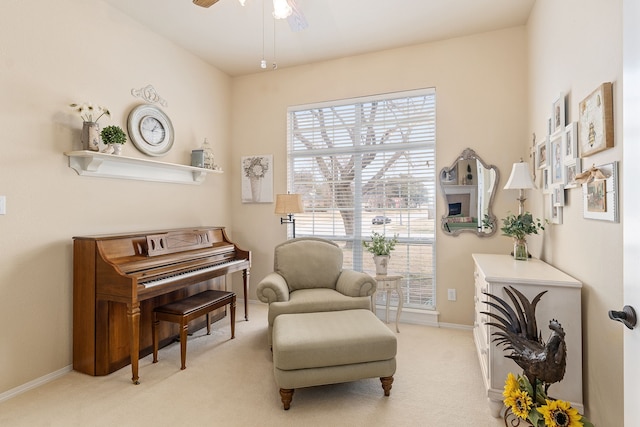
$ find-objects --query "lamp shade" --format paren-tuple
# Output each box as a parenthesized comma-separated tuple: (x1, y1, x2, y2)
(275, 194, 304, 214)
(272, 0, 292, 19)
(504, 162, 534, 190)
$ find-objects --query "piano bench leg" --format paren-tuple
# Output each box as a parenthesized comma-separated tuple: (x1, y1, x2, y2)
(206, 312, 211, 335)
(152, 317, 159, 364)
(180, 322, 188, 370)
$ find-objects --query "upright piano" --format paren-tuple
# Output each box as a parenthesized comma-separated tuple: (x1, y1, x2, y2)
(73, 226, 250, 384)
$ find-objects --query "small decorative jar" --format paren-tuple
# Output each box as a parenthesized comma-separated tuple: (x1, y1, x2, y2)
(201, 138, 215, 170)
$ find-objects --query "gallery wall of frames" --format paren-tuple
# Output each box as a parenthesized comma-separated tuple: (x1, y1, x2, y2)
(534, 82, 618, 224)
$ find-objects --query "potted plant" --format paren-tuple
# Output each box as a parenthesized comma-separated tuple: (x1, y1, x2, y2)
(500, 212, 546, 260)
(100, 125, 127, 155)
(363, 231, 399, 275)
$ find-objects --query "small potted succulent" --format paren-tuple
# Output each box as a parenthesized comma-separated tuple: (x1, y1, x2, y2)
(363, 231, 399, 275)
(100, 125, 127, 155)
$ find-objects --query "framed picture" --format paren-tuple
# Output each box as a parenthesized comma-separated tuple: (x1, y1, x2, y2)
(554, 186, 565, 207)
(542, 168, 552, 194)
(550, 132, 565, 185)
(549, 193, 563, 225)
(551, 93, 565, 135)
(579, 82, 614, 157)
(536, 136, 548, 169)
(241, 154, 274, 203)
(564, 158, 581, 189)
(582, 161, 618, 222)
(564, 122, 578, 163)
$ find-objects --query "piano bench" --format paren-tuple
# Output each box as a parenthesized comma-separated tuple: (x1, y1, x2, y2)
(152, 290, 236, 370)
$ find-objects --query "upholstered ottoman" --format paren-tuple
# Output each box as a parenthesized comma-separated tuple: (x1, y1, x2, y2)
(272, 309, 397, 410)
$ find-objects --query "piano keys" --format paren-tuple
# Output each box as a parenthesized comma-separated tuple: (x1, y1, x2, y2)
(72, 227, 250, 384)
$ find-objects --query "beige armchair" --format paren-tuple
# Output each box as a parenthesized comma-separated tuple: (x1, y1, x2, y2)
(256, 237, 377, 344)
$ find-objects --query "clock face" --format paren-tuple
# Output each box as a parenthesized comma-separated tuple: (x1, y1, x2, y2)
(140, 116, 166, 145)
(127, 104, 174, 156)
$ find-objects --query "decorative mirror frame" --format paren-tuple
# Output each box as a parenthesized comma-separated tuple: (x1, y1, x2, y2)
(439, 148, 500, 237)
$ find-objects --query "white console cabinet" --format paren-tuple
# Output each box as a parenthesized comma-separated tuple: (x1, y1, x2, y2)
(472, 253, 583, 417)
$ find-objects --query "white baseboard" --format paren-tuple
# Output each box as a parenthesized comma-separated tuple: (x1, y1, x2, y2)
(0, 365, 72, 404)
(374, 305, 440, 327)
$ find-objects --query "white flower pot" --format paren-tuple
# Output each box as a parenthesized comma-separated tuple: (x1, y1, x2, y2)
(373, 255, 390, 276)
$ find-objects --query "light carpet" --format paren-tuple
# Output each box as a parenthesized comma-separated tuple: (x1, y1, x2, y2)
(0, 303, 505, 427)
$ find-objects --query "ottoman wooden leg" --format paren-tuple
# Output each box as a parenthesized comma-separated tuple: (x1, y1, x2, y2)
(279, 388, 295, 410)
(380, 376, 394, 396)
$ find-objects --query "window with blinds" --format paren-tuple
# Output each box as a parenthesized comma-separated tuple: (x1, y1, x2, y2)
(286, 88, 436, 310)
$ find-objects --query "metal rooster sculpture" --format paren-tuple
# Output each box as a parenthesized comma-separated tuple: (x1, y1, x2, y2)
(482, 286, 567, 392)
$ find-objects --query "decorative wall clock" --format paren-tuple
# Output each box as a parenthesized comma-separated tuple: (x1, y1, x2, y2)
(127, 104, 174, 157)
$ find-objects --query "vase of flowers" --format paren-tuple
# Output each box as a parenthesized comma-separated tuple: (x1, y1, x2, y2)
(243, 156, 270, 202)
(70, 103, 110, 151)
(503, 373, 594, 427)
(363, 231, 398, 275)
(500, 212, 546, 261)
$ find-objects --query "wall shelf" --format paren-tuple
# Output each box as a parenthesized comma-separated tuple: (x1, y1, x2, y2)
(64, 151, 222, 185)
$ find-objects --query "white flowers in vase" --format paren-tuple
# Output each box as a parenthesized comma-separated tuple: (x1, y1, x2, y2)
(69, 102, 110, 123)
(243, 156, 269, 179)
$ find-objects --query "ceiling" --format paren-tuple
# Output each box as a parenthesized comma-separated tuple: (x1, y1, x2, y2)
(103, 0, 535, 77)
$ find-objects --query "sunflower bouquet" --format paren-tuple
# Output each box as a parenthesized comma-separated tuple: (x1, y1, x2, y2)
(503, 373, 594, 427)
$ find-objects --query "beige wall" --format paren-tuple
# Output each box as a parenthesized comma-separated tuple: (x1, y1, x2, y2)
(0, 1, 624, 424)
(0, 1, 231, 393)
(526, 1, 623, 425)
(230, 27, 529, 325)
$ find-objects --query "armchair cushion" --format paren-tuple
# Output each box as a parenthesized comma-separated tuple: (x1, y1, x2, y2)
(274, 237, 343, 291)
(267, 288, 372, 326)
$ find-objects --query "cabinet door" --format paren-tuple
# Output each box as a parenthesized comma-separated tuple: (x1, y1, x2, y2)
(486, 281, 583, 413)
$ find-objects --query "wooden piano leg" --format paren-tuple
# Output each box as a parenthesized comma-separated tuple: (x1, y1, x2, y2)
(127, 302, 141, 385)
(243, 268, 250, 321)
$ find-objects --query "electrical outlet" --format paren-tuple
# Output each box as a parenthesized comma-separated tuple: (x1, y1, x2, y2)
(0, 196, 5, 215)
(447, 288, 456, 301)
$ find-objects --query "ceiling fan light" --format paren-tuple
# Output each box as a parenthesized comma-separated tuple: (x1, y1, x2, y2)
(272, 0, 292, 19)
(238, 0, 246, 6)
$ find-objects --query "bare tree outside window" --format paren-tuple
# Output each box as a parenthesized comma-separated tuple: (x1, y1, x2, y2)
(287, 90, 436, 309)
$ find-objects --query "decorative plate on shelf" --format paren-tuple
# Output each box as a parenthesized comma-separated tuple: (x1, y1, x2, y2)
(127, 104, 174, 156)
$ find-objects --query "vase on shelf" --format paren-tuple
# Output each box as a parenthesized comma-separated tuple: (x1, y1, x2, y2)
(81, 121, 100, 151)
(201, 138, 216, 170)
(112, 144, 123, 155)
(513, 238, 528, 261)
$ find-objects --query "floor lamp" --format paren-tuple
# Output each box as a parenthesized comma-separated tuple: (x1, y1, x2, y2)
(275, 193, 304, 238)
(503, 160, 534, 214)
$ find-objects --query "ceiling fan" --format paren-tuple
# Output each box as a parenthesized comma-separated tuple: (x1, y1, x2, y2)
(192, 0, 308, 32)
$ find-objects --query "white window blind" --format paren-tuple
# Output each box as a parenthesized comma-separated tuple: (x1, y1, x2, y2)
(286, 89, 436, 309)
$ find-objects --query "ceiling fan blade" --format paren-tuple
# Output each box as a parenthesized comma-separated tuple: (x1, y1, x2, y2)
(287, 0, 308, 32)
(193, 0, 220, 8)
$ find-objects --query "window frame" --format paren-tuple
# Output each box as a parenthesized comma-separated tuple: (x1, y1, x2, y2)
(286, 88, 437, 310)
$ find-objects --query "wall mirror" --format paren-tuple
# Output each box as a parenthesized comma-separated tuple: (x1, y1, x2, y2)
(439, 148, 499, 237)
